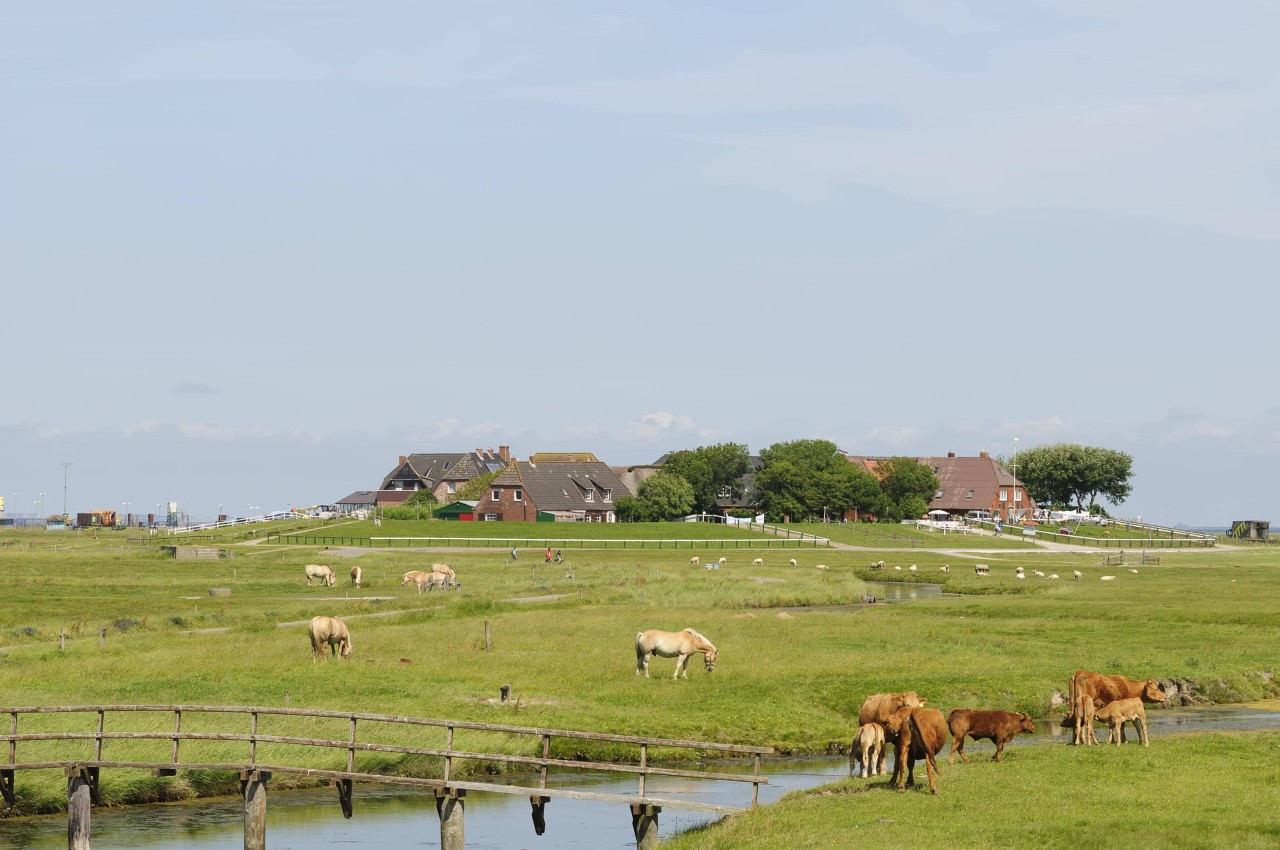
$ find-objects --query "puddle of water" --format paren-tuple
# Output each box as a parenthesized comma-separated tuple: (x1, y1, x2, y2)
(2, 705, 1277, 849)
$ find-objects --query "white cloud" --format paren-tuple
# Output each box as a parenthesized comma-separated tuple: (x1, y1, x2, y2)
(867, 425, 917, 445)
(618, 412, 721, 442)
(994, 416, 1069, 440)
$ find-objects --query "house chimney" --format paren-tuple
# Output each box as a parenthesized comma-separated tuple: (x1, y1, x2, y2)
(399, 455, 406, 465)
(499, 445, 511, 462)
(947, 452, 956, 458)
(979, 451, 989, 458)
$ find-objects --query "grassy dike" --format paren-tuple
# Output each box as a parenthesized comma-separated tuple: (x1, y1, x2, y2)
(0, 521, 1276, 841)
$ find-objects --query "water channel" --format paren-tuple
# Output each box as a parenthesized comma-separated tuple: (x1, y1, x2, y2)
(4, 584, 1277, 848)
(5, 704, 1278, 850)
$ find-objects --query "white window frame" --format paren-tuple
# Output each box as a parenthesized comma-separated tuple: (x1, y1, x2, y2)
(999, 489, 1008, 502)
(514, 488, 523, 502)
(492, 488, 501, 501)
(603, 489, 613, 503)
(485, 513, 497, 522)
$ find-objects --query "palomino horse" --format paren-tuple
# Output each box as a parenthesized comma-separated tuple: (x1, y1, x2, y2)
(308, 615, 352, 660)
(304, 564, 335, 587)
(350, 565, 362, 587)
(635, 628, 718, 679)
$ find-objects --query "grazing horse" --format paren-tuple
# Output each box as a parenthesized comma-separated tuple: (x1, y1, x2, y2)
(308, 616, 352, 660)
(635, 628, 718, 679)
(304, 564, 336, 587)
(430, 563, 456, 580)
(402, 570, 457, 593)
(350, 565, 362, 588)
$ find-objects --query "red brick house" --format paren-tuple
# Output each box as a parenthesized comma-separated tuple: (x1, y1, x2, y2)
(846, 451, 1033, 522)
(470, 453, 632, 522)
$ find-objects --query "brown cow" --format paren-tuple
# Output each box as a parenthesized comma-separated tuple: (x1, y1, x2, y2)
(884, 706, 947, 794)
(947, 709, 1035, 763)
(1067, 670, 1165, 747)
(1096, 697, 1149, 746)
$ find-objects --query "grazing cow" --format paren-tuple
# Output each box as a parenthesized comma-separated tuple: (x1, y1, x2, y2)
(947, 709, 1035, 763)
(690, 557, 700, 566)
(789, 558, 797, 566)
(1096, 697, 1150, 746)
(350, 565, 362, 588)
(1067, 670, 1165, 746)
(850, 722, 886, 777)
(308, 615, 351, 660)
(304, 564, 336, 587)
(752, 558, 764, 565)
(884, 707, 947, 794)
(1073, 570, 1083, 580)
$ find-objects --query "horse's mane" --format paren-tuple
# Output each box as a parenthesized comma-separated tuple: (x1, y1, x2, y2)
(682, 628, 712, 646)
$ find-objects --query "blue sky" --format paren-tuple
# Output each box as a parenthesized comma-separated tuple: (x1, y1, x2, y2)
(3, 1, 1276, 526)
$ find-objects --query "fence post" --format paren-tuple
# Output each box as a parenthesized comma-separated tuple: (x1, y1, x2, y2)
(66, 766, 92, 850)
(435, 788, 466, 850)
(630, 803, 661, 850)
(240, 769, 271, 850)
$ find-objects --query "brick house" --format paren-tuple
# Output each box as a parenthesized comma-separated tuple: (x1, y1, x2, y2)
(470, 453, 633, 522)
(846, 451, 1033, 522)
(376, 447, 511, 506)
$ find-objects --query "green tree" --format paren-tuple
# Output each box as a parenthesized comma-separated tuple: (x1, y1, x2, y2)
(1015, 444, 1134, 511)
(456, 470, 502, 503)
(662, 443, 752, 515)
(616, 472, 696, 522)
(402, 489, 438, 507)
(755, 439, 882, 522)
(875, 456, 939, 522)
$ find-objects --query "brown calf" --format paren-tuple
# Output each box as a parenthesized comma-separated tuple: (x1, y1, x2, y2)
(884, 706, 947, 794)
(1095, 697, 1150, 746)
(947, 709, 1036, 763)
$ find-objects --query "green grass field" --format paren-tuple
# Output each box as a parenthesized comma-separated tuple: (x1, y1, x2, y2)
(0, 521, 1276, 846)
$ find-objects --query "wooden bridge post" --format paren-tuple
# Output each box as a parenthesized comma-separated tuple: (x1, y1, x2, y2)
(240, 770, 271, 850)
(66, 766, 93, 850)
(630, 803, 661, 850)
(434, 787, 466, 850)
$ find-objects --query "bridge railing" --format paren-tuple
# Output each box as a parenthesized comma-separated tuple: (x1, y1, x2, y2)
(1, 704, 773, 848)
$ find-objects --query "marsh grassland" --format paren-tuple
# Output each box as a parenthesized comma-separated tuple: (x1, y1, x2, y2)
(0, 521, 1276, 847)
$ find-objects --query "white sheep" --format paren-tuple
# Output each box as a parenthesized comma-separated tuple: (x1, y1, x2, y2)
(939, 564, 949, 573)
(1048, 574, 1059, 580)
(789, 558, 798, 566)
(690, 557, 699, 566)
(815, 564, 829, 571)
(1073, 570, 1083, 580)
(1033, 570, 1045, 577)
(1015, 573, 1025, 579)
(1101, 575, 1117, 581)
(1129, 569, 1139, 574)
(908, 564, 917, 571)
(753, 557, 764, 565)
(718, 556, 727, 565)
(893, 565, 902, 571)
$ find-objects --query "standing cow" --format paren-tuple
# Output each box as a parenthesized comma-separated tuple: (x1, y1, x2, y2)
(947, 709, 1036, 763)
(1096, 697, 1150, 746)
(1066, 670, 1165, 746)
(884, 706, 948, 794)
(304, 564, 336, 587)
(849, 722, 886, 777)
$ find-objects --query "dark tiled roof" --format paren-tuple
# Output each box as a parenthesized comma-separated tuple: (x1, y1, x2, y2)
(379, 451, 508, 489)
(336, 491, 377, 506)
(504, 460, 632, 511)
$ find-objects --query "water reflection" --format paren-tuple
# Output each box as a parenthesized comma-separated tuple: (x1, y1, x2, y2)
(3, 704, 1278, 849)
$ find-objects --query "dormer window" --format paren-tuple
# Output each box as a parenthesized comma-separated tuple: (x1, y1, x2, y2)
(584, 490, 594, 503)
(603, 489, 612, 503)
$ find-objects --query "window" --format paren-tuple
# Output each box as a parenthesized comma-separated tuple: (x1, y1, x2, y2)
(485, 513, 497, 522)
(934, 489, 944, 499)
(492, 489, 501, 501)
(1014, 489, 1022, 503)
(562, 488, 569, 497)
(446, 482, 456, 494)
(603, 489, 612, 503)
(999, 489, 1008, 502)
(966, 489, 974, 499)
(718, 486, 732, 498)
(514, 489, 523, 502)
(584, 490, 594, 502)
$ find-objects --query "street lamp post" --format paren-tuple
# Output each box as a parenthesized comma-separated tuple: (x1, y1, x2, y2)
(61, 462, 71, 518)
(1011, 438, 1020, 520)
(38, 493, 46, 518)
(123, 502, 130, 527)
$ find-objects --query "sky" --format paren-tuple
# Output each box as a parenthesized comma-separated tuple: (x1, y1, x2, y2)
(3, 1, 1277, 527)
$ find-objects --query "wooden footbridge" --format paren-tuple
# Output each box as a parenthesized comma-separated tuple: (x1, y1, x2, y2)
(1, 704, 774, 849)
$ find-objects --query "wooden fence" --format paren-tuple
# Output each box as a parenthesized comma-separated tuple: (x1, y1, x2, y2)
(1, 704, 773, 850)
(267, 534, 831, 550)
